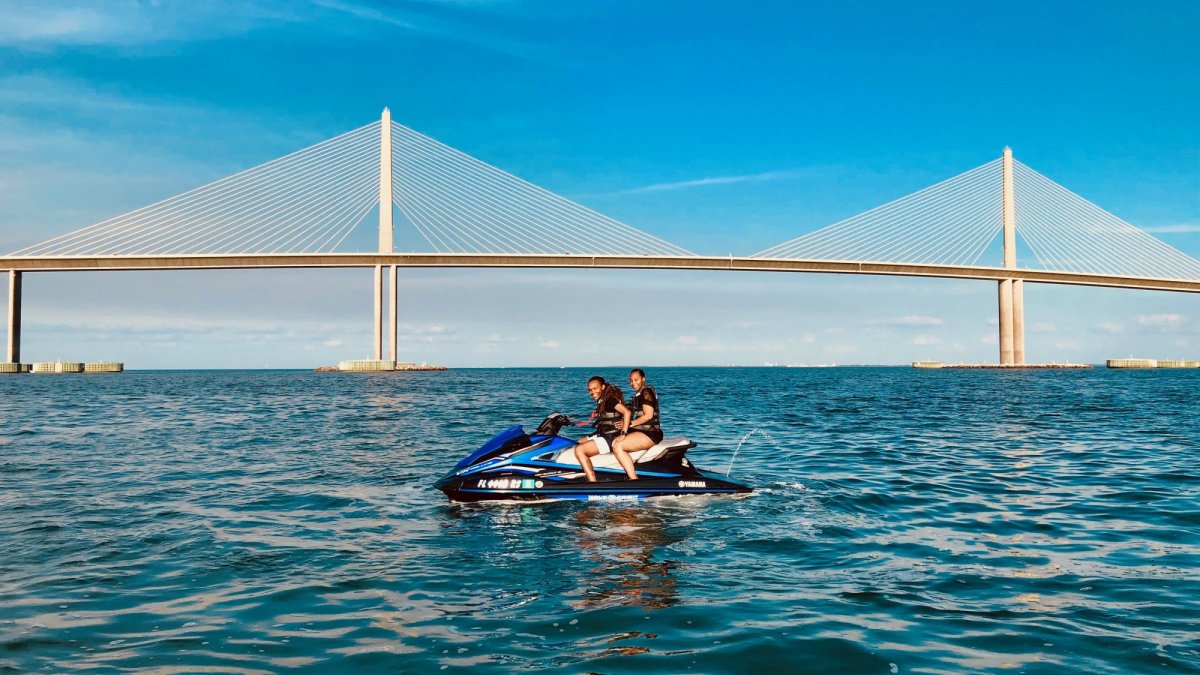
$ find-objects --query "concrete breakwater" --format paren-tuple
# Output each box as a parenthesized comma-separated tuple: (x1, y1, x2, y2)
(1106, 358, 1200, 369)
(1, 361, 123, 374)
(912, 361, 1091, 369)
(325, 360, 448, 372)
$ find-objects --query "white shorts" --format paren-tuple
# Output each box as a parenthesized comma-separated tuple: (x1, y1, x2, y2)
(590, 434, 613, 455)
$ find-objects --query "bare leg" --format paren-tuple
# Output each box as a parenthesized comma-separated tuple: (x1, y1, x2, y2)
(574, 440, 600, 482)
(611, 439, 638, 480)
(613, 432, 656, 480)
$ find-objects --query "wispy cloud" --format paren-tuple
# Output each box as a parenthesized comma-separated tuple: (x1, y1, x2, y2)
(0, 1, 294, 47)
(312, 0, 540, 58)
(617, 168, 816, 195)
(0, 74, 194, 117)
(0, 5, 117, 45)
(893, 315, 943, 326)
(399, 323, 459, 343)
(1137, 314, 1182, 327)
(312, 0, 419, 30)
(0, 74, 363, 249)
(0, 1, 541, 60)
(913, 335, 941, 345)
(29, 314, 317, 338)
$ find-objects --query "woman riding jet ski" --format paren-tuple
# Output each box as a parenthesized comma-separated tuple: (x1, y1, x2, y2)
(434, 413, 753, 502)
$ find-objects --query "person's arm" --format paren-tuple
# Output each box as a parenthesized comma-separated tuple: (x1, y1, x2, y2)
(630, 403, 654, 428)
(618, 403, 632, 434)
(575, 410, 598, 427)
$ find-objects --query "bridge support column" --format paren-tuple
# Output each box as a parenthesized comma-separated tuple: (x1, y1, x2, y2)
(6, 270, 20, 364)
(1013, 279, 1025, 364)
(373, 265, 384, 361)
(388, 265, 397, 363)
(998, 279, 1014, 365)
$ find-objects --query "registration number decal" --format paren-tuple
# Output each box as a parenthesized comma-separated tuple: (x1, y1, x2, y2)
(476, 478, 542, 490)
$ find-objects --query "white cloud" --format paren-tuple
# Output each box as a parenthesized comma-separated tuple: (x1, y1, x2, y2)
(1096, 322, 1123, 334)
(619, 168, 818, 194)
(403, 331, 460, 344)
(1030, 322, 1056, 333)
(539, 340, 560, 349)
(895, 315, 943, 326)
(0, 1, 540, 60)
(0, 2, 294, 47)
(1137, 314, 1182, 327)
(323, 338, 344, 348)
(0, 5, 127, 45)
(913, 335, 941, 345)
(1052, 340, 1080, 350)
(730, 320, 762, 330)
(676, 335, 699, 346)
(402, 323, 454, 336)
(29, 314, 292, 335)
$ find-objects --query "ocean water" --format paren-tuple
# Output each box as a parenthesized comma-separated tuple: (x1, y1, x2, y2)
(1, 367, 1197, 673)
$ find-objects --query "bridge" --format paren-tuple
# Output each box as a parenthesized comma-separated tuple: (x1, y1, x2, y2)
(4, 109, 1199, 367)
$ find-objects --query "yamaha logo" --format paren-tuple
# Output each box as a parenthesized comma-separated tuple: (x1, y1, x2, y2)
(678, 480, 706, 488)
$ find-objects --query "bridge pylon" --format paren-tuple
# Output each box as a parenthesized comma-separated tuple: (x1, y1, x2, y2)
(999, 147, 1025, 365)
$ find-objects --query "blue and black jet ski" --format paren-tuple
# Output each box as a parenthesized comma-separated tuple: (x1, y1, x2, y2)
(435, 414, 753, 502)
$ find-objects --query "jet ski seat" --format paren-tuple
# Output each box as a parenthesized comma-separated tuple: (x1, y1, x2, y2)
(552, 437, 694, 470)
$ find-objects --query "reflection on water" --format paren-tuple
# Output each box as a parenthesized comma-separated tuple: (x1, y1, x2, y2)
(570, 507, 681, 611)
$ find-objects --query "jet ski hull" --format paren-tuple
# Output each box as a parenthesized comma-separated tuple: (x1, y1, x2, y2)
(436, 417, 753, 503)
(436, 469, 752, 503)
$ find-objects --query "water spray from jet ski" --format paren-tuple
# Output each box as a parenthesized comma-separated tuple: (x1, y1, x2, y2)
(727, 428, 780, 477)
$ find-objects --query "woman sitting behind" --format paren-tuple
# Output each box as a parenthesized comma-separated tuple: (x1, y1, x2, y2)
(611, 369, 664, 476)
(573, 376, 635, 482)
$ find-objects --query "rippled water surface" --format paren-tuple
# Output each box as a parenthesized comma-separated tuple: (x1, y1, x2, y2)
(2, 367, 1198, 673)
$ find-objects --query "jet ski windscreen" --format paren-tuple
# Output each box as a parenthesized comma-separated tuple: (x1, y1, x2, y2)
(454, 425, 531, 471)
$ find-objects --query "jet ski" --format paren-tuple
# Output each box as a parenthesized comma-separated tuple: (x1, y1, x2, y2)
(435, 413, 753, 502)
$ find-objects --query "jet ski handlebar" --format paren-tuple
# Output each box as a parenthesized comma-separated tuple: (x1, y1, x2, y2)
(533, 413, 574, 437)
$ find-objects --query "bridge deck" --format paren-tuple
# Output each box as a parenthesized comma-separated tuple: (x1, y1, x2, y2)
(2, 254, 1197, 293)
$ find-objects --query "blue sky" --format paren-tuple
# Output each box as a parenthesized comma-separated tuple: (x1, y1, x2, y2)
(1, 0, 1197, 367)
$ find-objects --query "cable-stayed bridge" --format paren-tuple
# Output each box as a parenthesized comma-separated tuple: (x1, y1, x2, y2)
(4, 109, 1199, 366)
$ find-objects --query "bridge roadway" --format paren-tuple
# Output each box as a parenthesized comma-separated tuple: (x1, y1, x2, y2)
(1, 253, 1198, 293)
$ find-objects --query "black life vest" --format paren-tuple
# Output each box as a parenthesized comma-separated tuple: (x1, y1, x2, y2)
(593, 390, 624, 435)
(632, 385, 662, 435)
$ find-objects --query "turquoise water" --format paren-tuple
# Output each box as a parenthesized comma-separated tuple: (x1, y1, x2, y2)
(1, 367, 1197, 673)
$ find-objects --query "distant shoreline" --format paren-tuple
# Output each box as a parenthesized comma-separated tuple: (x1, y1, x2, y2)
(19, 363, 1140, 373)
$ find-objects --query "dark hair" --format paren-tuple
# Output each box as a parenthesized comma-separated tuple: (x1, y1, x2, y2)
(588, 375, 624, 405)
(630, 368, 646, 378)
